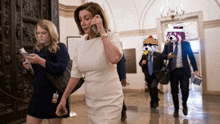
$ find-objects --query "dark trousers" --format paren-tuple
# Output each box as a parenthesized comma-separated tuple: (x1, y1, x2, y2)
(146, 74, 159, 102)
(121, 101, 127, 114)
(170, 68, 189, 110)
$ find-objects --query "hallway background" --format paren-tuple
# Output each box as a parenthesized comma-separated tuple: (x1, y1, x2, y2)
(59, 0, 220, 101)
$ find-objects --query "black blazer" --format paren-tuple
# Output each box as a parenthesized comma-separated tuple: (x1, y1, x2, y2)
(139, 52, 166, 79)
(162, 41, 198, 78)
(117, 54, 126, 81)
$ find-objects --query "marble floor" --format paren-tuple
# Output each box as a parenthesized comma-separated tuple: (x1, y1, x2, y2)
(28, 84, 220, 124)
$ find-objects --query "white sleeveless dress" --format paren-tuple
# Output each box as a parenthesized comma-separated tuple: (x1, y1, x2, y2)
(71, 31, 123, 124)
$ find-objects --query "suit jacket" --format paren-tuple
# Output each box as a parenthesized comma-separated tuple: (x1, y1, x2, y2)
(139, 52, 166, 79)
(117, 54, 126, 81)
(162, 41, 198, 78)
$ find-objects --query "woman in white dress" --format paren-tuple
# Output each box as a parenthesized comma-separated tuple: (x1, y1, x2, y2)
(56, 2, 123, 124)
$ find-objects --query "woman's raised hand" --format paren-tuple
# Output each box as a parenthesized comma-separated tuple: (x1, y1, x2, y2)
(91, 15, 104, 33)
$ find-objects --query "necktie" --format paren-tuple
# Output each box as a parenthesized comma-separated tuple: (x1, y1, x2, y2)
(148, 53, 153, 75)
(172, 42, 178, 70)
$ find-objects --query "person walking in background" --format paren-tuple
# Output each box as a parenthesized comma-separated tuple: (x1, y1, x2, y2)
(22, 19, 70, 124)
(139, 35, 166, 109)
(162, 25, 201, 117)
(117, 54, 128, 121)
(56, 2, 123, 124)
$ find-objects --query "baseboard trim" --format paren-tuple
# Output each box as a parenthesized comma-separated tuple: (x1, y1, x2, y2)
(69, 88, 145, 102)
(69, 94, 85, 103)
(203, 90, 220, 95)
(123, 88, 145, 93)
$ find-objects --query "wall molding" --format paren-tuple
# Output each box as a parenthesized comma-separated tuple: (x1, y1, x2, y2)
(214, 0, 220, 8)
(59, 3, 220, 30)
(118, 28, 157, 37)
(203, 19, 220, 29)
(59, 3, 77, 18)
(118, 19, 220, 38)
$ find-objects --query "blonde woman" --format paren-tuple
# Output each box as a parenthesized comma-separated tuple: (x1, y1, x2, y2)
(56, 2, 123, 124)
(22, 19, 70, 124)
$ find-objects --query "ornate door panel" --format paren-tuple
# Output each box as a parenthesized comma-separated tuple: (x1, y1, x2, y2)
(0, 0, 59, 123)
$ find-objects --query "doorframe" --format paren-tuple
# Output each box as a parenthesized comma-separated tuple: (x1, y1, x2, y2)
(156, 11, 207, 95)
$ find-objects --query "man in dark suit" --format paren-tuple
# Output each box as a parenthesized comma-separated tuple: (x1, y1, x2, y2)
(117, 54, 129, 121)
(162, 25, 201, 117)
(139, 35, 166, 108)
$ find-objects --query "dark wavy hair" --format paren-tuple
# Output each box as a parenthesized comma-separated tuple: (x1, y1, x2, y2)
(74, 2, 109, 35)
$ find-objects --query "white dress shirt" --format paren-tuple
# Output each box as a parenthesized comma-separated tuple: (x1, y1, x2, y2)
(173, 42, 183, 68)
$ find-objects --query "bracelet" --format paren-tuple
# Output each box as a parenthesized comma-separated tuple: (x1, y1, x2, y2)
(101, 33, 108, 40)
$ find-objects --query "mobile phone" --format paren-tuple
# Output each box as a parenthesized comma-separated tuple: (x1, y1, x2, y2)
(91, 25, 99, 35)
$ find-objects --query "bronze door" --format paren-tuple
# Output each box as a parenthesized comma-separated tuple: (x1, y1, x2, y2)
(0, 0, 59, 123)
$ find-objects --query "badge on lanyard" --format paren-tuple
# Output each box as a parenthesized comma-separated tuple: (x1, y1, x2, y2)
(52, 91, 59, 103)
